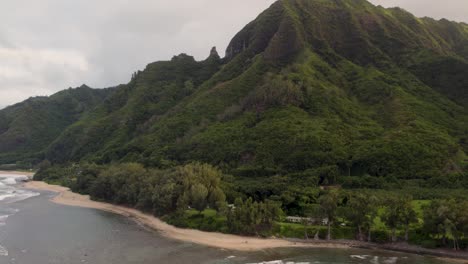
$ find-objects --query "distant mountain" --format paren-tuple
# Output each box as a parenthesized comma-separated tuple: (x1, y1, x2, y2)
(1, 0, 467, 183)
(0, 86, 113, 165)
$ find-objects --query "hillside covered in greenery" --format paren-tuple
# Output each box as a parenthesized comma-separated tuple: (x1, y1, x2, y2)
(29, 0, 467, 183)
(0, 86, 113, 166)
(7, 0, 468, 250)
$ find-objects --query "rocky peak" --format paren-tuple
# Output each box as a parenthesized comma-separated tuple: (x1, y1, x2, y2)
(207, 46, 220, 60)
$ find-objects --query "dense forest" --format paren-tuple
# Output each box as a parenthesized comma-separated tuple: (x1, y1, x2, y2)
(35, 162, 468, 249)
(2, 0, 468, 249)
(0, 86, 113, 166)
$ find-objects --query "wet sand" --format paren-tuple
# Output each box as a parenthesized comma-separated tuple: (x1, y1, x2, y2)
(21, 180, 468, 263)
(22, 181, 349, 252)
(0, 170, 34, 176)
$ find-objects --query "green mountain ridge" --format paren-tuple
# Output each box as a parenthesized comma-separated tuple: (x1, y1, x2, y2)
(1, 0, 467, 186)
(0, 85, 114, 165)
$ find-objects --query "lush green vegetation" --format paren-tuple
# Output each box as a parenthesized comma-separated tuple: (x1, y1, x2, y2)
(1, 0, 464, 182)
(3, 0, 468, 251)
(0, 86, 113, 166)
(35, 162, 468, 250)
(36, 162, 227, 216)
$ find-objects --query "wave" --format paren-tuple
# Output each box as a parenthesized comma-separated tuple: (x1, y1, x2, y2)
(0, 187, 39, 203)
(0, 174, 29, 185)
(0, 174, 39, 203)
(0, 244, 8, 256)
(246, 261, 310, 264)
(3, 190, 39, 204)
(247, 256, 399, 264)
(0, 173, 41, 258)
(0, 177, 18, 185)
(350, 255, 399, 264)
(0, 214, 11, 222)
(0, 193, 17, 201)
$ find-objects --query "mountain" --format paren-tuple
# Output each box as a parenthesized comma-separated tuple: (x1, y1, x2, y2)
(2, 0, 468, 185)
(0, 86, 113, 165)
(45, 51, 223, 164)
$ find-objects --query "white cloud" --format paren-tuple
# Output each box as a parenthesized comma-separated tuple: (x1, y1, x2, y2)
(0, 48, 88, 72)
(368, 0, 468, 22)
(0, 0, 277, 109)
(0, 47, 89, 107)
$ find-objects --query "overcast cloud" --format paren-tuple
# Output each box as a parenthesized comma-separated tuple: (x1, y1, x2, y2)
(1, 0, 467, 109)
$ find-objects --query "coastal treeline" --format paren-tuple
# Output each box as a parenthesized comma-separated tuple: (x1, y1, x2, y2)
(35, 162, 283, 236)
(227, 197, 282, 235)
(36, 162, 468, 250)
(37, 162, 228, 215)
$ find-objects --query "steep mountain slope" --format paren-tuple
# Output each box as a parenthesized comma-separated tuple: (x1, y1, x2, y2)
(45, 51, 222, 163)
(0, 86, 113, 165)
(2, 0, 468, 184)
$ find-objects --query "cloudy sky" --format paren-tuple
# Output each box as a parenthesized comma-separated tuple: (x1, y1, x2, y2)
(1, 0, 467, 109)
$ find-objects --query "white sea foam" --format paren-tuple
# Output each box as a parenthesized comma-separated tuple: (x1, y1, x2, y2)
(370, 256, 379, 264)
(349, 255, 399, 264)
(0, 177, 18, 185)
(0, 188, 39, 202)
(0, 218, 6, 226)
(0, 194, 15, 201)
(0, 245, 8, 256)
(0, 214, 10, 222)
(0, 174, 29, 184)
(382, 257, 398, 264)
(4, 190, 39, 204)
(0, 173, 40, 257)
(247, 261, 310, 264)
(0, 174, 39, 203)
(350, 255, 370, 260)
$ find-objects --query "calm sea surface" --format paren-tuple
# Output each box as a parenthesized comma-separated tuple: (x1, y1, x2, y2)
(0, 173, 453, 264)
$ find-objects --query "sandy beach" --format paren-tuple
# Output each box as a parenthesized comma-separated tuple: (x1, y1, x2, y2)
(20, 180, 468, 263)
(0, 170, 34, 176)
(22, 181, 349, 252)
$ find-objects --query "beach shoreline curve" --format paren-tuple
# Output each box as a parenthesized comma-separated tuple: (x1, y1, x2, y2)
(20, 180, 468, 263)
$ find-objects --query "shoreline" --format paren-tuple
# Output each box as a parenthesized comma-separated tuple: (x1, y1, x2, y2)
(21, 180, 468, 263)
(21, 181, 348, 252)
(0, 170, 34, 176)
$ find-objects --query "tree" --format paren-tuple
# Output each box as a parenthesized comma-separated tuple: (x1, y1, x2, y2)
(37, 159, 52, 171)
(73, 163, 102, 194)
(382, 196, 417, 242)
(400, 197, 418, 242)
(107, 163, 147, 205)
(191, 184, 209, 213)
(227, 198, 282, 235)
(176, 162, 226, 213)
(147, 172, 180, 215)
(302, 203, 320, 240)
(382, 197, 401, 242)
(179, 163, 224, 197)
(345, 192, 379, 241)
(318, 190, 340, 240)
(423, 199, 468, 250)
(209, 187, 227, 212)
(423, 200, 453, 247)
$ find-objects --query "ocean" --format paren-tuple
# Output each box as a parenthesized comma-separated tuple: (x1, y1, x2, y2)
(0, 172, 453, 264)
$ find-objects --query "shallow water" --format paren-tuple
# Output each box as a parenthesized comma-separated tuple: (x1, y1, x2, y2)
(0, 173, 454, 264)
